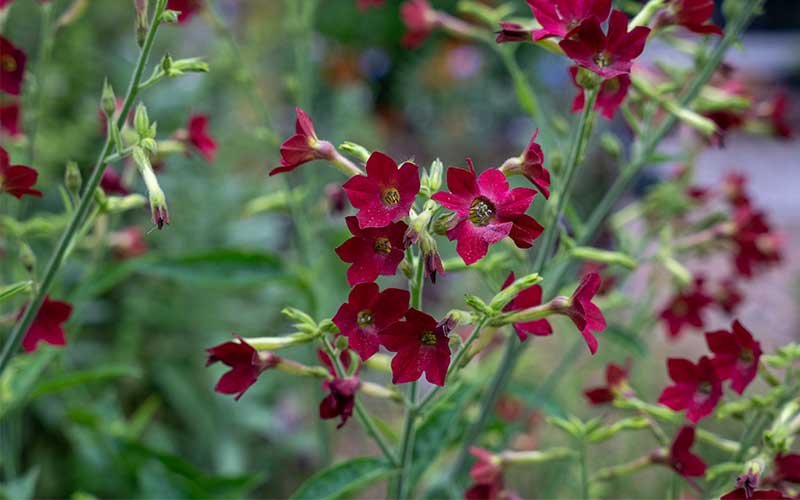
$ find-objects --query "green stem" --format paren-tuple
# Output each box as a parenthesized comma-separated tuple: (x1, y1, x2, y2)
(0, 0, 169, 377)
(579, 441, 590, 500)
(591, 454, 654, 482)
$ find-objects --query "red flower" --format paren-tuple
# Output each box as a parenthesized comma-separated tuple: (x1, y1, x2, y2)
(0, 101, 21, 137)
(526, 0, 611, 41)
(560, 272, 607, 354)
(714, 278, 744, 314)
(1, 146, 42, 199)
(499, 129, 551, 199)
(318, 348, 358, 377)
(730, 206, 782, 278)
(270, 107, 336, 176)
(584, 361, 630, 405)
(569, 66, 631, 119)
(319, 376, 360, 428)
(432, 160, 542, 265)
(0, 36, 26, 96)
(464, 481, 504, 500)
(722, 172, 751, 208)
(668, 426, 707, 478)
(495, 22, 533, 43)
(400, 0, 437, 48)
(706, 320, 761, 394)
(357, 0, 383, 9)
(765, 92, 792, 139)
(186, 114, 217, 162)
(335, 216, 408, 286)
(657, 0, 723, 36)
(501, 272, 552, 341)
(559, 10, 650, 79)
(100, 167, 129, 195)
(379, 309, 451, 386)
(19, 296, 73, 353)
(774, 454, 800, 483)
(342, 151, 419, 228)
(206, 335, 279, 400)
(109, 226, 149, 260)
(659, 278, 713, 338)
(465, 447, 504, 499)
(721, 489, 789, 500)
(166, 0, 203, 24)
(332, 283, 410, 361)
(658, 356, 722, 423)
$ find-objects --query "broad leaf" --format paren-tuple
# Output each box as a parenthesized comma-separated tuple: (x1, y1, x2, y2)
(290, 457, 392, 500)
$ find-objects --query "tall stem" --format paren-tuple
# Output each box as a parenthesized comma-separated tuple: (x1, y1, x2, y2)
(0, 0, 169, 376)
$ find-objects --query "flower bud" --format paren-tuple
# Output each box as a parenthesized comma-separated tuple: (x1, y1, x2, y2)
(660, 256, 692, 287)
(571, 247, 637, 269)
(133, 103, 150, 138)
(338, 141, 370, 163)
(106, 193, 147, 213)
(161, 52, 174, 74)
(464, 294, 494, 317)
(64, 161, 82, 196)
(600, 132, 623, 158)
(422, 158, 443, 194)
(160, 9, 180, 24)
(141, 137, 158, 155)
(101, 78, 117, 117)
(132, 147, 169, 230)
(335, 335, 349, 351)
(19, 242, 36, 274)
(135, 0, 148, 47)
(488, 272, 543, 311)
(576, 66, 603, 91)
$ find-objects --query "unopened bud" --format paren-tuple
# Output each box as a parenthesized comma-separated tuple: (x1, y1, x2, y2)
(135, 0, 148, 47)
(134, 103, 150, 138)
(141, 137, 158, 155)
(160, 9, 180, 24)
(171, 57, 209, 75)
(489, 272, 543, 310)
(65, 161, 82, 196)
(19, 242, 36, 273)
(576, 67, 603, 91)
(161, 53, 174, 74)
(464, 294, 493, 316)
(660, 256, 691, 287)
(101, 79, 117, 117)
(423, 158, 443, 194)
(600, 132, 623, 158)
(338, 141, 370, 163)
(335, 335, 349, 351)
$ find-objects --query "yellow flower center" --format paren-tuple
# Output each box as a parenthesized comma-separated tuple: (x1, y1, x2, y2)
(374, 237, 392, 254)
(382, 187, 400, 206)
(593, 52, 611, 68)
(469, 196, 495, 226)
(2, 54, 17, 73)
(420, 331, 437, 346)
(357, 309, 374, 327)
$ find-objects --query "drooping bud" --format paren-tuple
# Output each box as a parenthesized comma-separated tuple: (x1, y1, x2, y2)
(132, 147, 169, 230)
(135, 0, 149, 47)
(19, 242, 36, 274)
(64, 161, 82, 196)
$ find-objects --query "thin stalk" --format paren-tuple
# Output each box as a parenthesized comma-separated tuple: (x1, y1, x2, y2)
(579, 441, 590, 500)
(0, 0, 169, 376)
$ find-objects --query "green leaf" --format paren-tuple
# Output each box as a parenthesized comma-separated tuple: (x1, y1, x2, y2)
(136, 249, 287, 287)
(0, 281, 33, 303)
(30, 364, 140, 400)
(290, 457, 392, 500)
(0, 467, 39, 500)
(0, 347, 58, 419)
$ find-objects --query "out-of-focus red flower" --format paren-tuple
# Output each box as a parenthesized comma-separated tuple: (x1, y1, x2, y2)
(401, 0, 438, 48)
(526, 0, 611, 41)
(764, 92, 792, 139)
(432, 160, 542, 265)
(469, 447, 503, 485)
(0, 101, 21, 137)
(109, 226, 149, 260)
(494, 395, 524, 422)
(667, 426, 707, 478)
(1, 146, 42, 199)
(325, 183, 348, 215)
(721, 489, 789, 500)
(729, 206, 782, 278)
(495, 22, 533, 43)
(501, 272, 552, 341)
(332, 283, 409, 361)
(379, 309, 451, 386)
(658, 356, 722, 423)
(357, 0, 383, 9)
(0, 36, 26, 96)
(100, 167, 129, 196)
(499, 129, 550, 199)
(774, 454, 800, 484)
(578, 261, 616, 295)
(186, 114, 217, 162)
(714, 278, 744, 314)
(706, 320, 761, 394)
(318, 348, 358, 378)
(657, 0, 723, 36)
(559, 10, 650, 79)
(659, 278, 713, 338)
(166, 0, 203, 24)
(270, 107, 336, 176)
(342, 151, 419, 229)
(722, 172, 751, 208)
(569, 66, 631, 119)
(206, 335, 279, 400)
(559, 272, 606, 354)
(19, 296, 73, 353)
(319, 376, 360, 428)
(584, 361, 630, 405)
(335, 216, 408, 286)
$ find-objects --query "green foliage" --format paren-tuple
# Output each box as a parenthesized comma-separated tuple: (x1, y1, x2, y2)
(289, 458, 393, 500)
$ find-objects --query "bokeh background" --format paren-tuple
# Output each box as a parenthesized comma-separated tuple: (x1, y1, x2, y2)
(1, 0, 799, 498)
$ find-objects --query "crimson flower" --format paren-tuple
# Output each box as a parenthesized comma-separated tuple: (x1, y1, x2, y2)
(357, 0, 383, 9)
(206, 335, 279, 400)
(186, 114, 217, 162)
(270, 107, 335, 176)
(319, 376, 360, 428)
(465, 447, 505, 500)
(560, 272, 606, 354)
(659, 278, 713, 338)
(658, 356, 722, 423)
(526, 0, 611, 41)
(109, 226, 149, 260)
(706, 320, 761, 394)
(19, 296, 73, 353)
(657, 0, 723, 36)
(559, 10, 650, 79)
(668, 426, 707, 478)
(495, 22, 533, 43)
(765, 92, 792, 139)
(342, 151, 419, 228)
(501, 272, 552, 341)
(100, 167, 129, 195)
(332, 283, 409, 361)
(318, 348, 358, 377)
(774, 454, 800, 483)
(400, 0, 437, 48)
(569, 66, 631, 119)
(721, 489, 789, 500)
(499, 129, 551, 199)
(0, 101, 21, 137)
(714, 278, 744, 314)
(166, 0, 203, 24)
(379, 309, 451, 386)
(1, 146, 42, 199)
(730, 206, 782, 277)
(584, 361, 630, 405)
(432, 160, 542, 265)
(0, 36, 26, 96)
(464, 481, 504, 500)
(335, 216, 408, 286)
(722, 172, 750, 208)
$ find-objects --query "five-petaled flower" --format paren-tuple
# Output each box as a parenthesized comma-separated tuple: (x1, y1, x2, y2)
(1, 146, 42, 199)
(584, 361, 630, 405)
(774, 453, 800, 484)
(667, 426, 707, 478)
(270, 107, 336, 176)
(729, 206, 782, 278)
(319, 376, 360, 429)
(342, 151, 419, 229)
(332, 283, 410, 361)
(656, 0, 723, 36)
(166, 0, 203, 24)
(432, 159, 542, 265)
(501, 272, 552, 341)
(526, 0, 611, 41)
(19, 296, 73, 353)
(559, 10, 650, 79)
(659, 277, 713, 338)
(499, 129, 551, 199)
(0, 101, 21, 137)
(379, 308, 451, 386)
(658, 356, 722, 423)
(400, 0, 438, 48)
(0, 35, 26, 96)
(706, 320, 761, 394)
(335, 216, 409, 286)
(185, 114, 217, 162)
(569, 66, 631, 119)
(206, 335, 279, 400)
(558, 272, 607, 354)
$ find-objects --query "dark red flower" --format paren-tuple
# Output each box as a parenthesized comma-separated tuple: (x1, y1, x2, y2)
(332, 283, 409, 361)
(657, 0, 723, 36)
(765, 92, 792, 139)
(319, 376, 360, 428)
(501, 272, 552, 341)
(335, 216, 408, 286)
(714, 278, 744, 314)
(658, 356, 722, 423)
(464, 481, 504, 500)
(342, 151, 419, 228)
(706, 320, 761, 394)
(526, 0, 611, 41)
(325, 182, 348, 215)
(270, 107, 336, 176)
(723, 172, 750, 208)
(166, 0, 203, 24)
(19, 296, 72, 353)
(668, 426, 707, 478)
(206, 335, 279, 400)
(499, 129, 551, 199)
(186, 114, 217, 162)
(584, 361, 630, 405)
(1, 146, 42, 199)
(774, 454, 800, 483)
(0, 101, 21, 137)
(559, 10, 650, 79)
(0, 36, 26, 96)
(659, 278, 713, 338)
(721, 489, 789, 500)
(495, 22, 533, 43)
(560, 272, 606, 354)
(109, 226, 149, 260)
(357, 0, 383, 9)
(432, 160, 542, 265)
(730, 206, 782, 278)
(318, 348, 358, 377)
(579, 261, 616, 295)
(469, 446, 503, 486)
(100, 167, 129, 195)
(379, 309, 451, 386)
(569, 66, 631, 119)
(400, 0, 437, 48)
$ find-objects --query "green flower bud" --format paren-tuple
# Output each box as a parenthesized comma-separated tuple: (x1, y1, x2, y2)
(101, 78, 117, 117)
(488, 272, 543, 311)
(19, 242, 36, 273)
(338, 142, 370, 163)
(160, 9, 180, 24)
(64, 161, 82, 196)
(600, 132, 623, 158)
(133, 103, 150, 138)
(464, 294, 493, 317)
